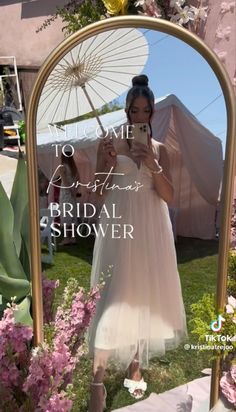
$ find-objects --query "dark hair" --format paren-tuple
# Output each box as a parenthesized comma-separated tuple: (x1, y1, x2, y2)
(126, 74, 155, 136)
(61, 151, 78, 178)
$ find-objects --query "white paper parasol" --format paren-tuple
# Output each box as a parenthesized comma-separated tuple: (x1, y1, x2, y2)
(37, 28, 149, 132)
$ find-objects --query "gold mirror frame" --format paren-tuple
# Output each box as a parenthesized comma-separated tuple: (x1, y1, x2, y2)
(26, 16, 236, 408)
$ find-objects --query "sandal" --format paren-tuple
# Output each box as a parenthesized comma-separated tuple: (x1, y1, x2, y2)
(124, 358, 147, 400)
(89, 382, 107, 411)
(123, 377, 147, 400)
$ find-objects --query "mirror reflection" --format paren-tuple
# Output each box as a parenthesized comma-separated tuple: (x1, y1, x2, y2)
(36, 27, 227, 411)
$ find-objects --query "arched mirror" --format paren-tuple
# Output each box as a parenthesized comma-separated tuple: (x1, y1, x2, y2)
(26, 16, 236, 412)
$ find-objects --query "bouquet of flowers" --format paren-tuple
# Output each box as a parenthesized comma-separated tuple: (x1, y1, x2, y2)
(38, 0, 208, 35)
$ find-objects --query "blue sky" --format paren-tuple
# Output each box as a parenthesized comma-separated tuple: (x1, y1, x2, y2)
(116, 28, 227, 154)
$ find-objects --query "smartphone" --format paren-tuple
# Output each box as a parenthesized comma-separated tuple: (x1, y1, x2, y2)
(132, 122, 148, 145)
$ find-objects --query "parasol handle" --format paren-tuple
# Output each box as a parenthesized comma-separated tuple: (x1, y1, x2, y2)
(81, 84, 106, 136)
(81, 83, 116, 156)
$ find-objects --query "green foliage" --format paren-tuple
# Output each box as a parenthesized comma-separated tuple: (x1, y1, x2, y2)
(37, 0, 106, 36)
(190, 293, 217, 343)
(0, 182, 27, 280)
(57, 100, 123, 126)
(0, 153, 32, 326)
(228, 251, 236, 278)
(228, 250, 236, 296)
(71, 355, 92, 412)
(0, 275, 30, 301)
(43, 323, 56, 349)
(60, 277, 82, 311)
(78, 101, 123, 121)
(189, 292, 236, 359)
(18, 120, 26, 144)
(186, 248, 236, 359)
(60, 0, 106, 35)
(228, 277, 236, 297)
(10, 151, 28, 256)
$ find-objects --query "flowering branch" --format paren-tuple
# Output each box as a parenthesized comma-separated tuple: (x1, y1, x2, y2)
(132, 0, 208, 35)
(37, 0, 106, 35)
(0, 277, 102, 411)
(220, 363, 236, 407)
(37, 0, 209, 36)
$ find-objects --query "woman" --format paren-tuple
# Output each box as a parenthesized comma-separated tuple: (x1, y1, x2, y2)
(59, 150, 79, 245)
(88, 75, 187, 411)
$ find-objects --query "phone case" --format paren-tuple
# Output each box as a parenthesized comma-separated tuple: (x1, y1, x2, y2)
(132, 123, 148, 145)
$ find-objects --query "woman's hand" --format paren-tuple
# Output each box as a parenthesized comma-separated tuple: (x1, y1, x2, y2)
(130, 141, 161, 172)
(98, 137, 117, 169)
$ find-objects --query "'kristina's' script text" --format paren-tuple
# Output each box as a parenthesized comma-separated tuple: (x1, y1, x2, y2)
(47, 165, 143, 196)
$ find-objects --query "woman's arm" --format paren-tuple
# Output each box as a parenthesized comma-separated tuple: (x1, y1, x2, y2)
(130, 141, 174, 203)
(151, 144, 174, 204)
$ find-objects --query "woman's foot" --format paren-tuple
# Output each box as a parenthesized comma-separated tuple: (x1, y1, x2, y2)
(129, 359, 142, 377)
(89, 382, 107, 412)
(124, 359, 147, 399)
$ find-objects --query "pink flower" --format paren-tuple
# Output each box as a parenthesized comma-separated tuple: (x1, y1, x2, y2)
(231, 364, 236, 383)
(0, 278, 102, 411)
(39, 392, 73, 412)
(221, 2, 235, 14)
(135, 0, 162, 18)
(54, 284, 100, 352)
(0, 305, 32, 394)
(216, 25, 231, 40)
(220, 369, 236, 405)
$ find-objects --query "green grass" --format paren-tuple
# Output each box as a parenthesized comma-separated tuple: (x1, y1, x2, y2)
(43, 236, 219, 411)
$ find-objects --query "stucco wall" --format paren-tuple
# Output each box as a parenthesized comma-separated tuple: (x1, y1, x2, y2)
(0, 1, 67, 66)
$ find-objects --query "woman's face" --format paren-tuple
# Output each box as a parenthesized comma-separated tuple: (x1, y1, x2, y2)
(127, 96, 152, 124)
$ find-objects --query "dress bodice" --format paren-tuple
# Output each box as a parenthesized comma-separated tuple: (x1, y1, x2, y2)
(113, 154, 155, 190)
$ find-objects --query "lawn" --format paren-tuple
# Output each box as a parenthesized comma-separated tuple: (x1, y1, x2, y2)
(43, 236, 219, 411)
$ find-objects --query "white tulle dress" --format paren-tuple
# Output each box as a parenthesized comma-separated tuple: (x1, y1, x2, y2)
(88, 142, 187, 369)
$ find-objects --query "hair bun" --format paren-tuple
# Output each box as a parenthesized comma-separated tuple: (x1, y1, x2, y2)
(132, 74, 149, 87)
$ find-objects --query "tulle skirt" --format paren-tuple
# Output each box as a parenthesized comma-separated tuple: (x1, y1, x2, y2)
(88, 186, 187, 369)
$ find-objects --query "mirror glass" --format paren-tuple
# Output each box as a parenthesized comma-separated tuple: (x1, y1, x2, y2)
(35, 26, 227, 410)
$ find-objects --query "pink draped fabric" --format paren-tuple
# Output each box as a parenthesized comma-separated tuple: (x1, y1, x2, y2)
(195, 0, 236, 92)
(193, 1, 236, 244)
